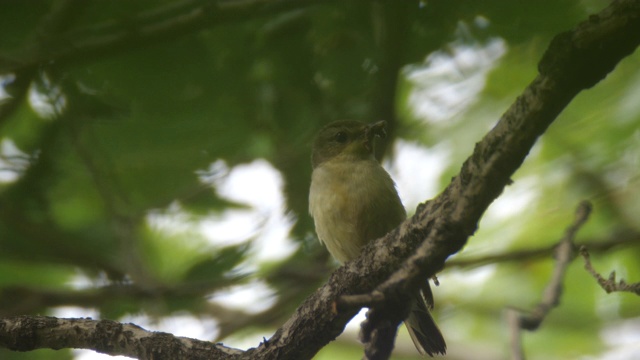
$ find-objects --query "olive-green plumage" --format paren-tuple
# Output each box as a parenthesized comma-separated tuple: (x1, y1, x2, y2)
(309, 120, 446, 356)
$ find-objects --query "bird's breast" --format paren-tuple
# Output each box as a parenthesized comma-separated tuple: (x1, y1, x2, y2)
(309, 159, 406, 263)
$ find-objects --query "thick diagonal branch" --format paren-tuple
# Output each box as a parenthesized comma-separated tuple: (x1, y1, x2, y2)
(336, 1, 640, 358)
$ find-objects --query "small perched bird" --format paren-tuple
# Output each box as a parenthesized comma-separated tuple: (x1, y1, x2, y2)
(309, 120, 446, 356)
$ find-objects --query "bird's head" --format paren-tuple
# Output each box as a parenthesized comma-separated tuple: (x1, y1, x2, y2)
(311, 120, 387, 169)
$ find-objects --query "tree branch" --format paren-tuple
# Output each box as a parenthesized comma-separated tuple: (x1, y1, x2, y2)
(0, 316, 242, 359)
(0, 0, 321, 75)
(445, 228, 639, 270)
(334, 2, 640, 358)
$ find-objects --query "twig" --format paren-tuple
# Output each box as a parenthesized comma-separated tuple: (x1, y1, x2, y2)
(507, 201, 592, 360)
(506, 310, 524, 360)
(580, 246, 640, 295)
(446, 230, 638, 270)
(0, 277, 244, 317)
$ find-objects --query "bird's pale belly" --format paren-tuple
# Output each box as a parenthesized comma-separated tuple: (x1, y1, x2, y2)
(309, 158, 406, 263)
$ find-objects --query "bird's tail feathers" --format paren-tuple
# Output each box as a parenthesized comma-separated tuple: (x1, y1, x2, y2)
(404, 289, 446, 356)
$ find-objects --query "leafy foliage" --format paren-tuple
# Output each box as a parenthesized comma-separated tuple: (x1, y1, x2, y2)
(0, 0, 638, 359)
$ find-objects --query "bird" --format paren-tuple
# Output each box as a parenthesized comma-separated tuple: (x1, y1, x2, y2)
(308, 120, 446, 356)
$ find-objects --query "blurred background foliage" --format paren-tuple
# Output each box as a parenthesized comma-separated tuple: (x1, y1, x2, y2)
(0, 0, 638, 359)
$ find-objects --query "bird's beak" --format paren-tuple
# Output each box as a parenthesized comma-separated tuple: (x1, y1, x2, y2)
(363, 121, 387, 151)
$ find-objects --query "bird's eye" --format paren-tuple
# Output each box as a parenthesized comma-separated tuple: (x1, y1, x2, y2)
(334, 131, 348, 143)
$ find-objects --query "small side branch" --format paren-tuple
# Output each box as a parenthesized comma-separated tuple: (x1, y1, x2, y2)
(361, 308, 402, 360)
(507, 201, 592, 359)
(579, 247, 640, 295)
(337, 290, 410, 360)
